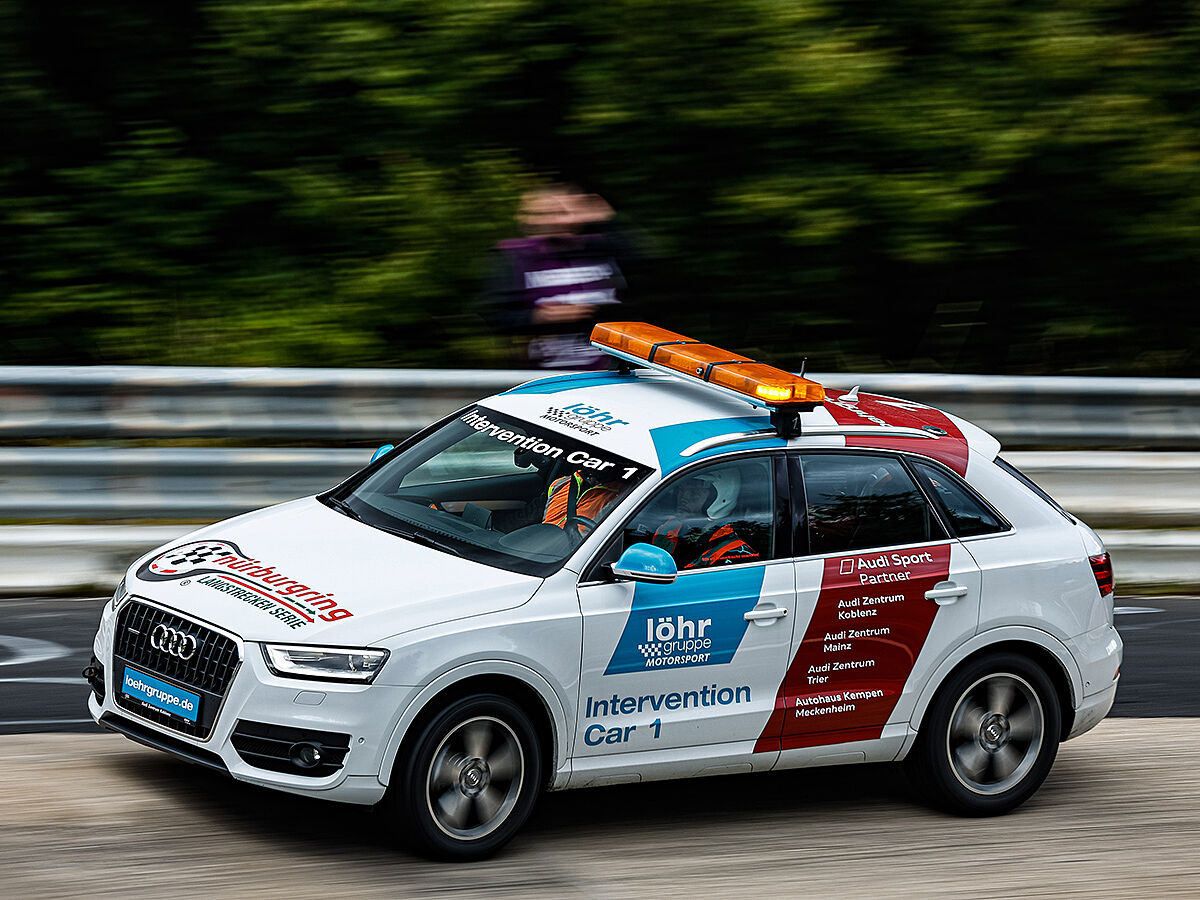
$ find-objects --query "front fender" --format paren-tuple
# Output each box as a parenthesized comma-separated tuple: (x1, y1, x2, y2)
(376, 659, 572, 791)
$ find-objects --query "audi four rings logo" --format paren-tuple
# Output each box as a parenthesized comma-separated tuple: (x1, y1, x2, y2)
(150, 624, 199, 660)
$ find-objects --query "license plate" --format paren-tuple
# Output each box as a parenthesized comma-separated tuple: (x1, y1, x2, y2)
(121, 666, 200, 723)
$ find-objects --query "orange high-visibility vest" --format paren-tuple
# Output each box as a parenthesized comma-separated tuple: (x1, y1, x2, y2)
(683, 523, 760, 569)
(651, 516, 685, 553)
(543, 473, 621, 527)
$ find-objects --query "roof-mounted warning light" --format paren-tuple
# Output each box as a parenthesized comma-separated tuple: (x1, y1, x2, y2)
(590, 322, 824, 438)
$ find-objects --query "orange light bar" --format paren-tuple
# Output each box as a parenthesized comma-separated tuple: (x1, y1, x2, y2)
(590, 322, 695, 362)
(590, 322, 825, 407)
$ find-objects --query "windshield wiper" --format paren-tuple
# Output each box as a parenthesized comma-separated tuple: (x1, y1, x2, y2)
(325, 496, 364, 522)
(326, 495, 461, 557)
(390, 528, 463, 557)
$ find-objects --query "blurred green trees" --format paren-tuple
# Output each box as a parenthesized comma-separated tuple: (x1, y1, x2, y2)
(1, 0, 1198, 373)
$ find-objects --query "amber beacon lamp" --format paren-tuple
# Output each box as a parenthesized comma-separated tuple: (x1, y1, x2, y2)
(590, 322, 825, 438)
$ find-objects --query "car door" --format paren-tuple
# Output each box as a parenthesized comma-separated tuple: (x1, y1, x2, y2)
(757, 451, 982, 759)
(575, 454, 795, 761)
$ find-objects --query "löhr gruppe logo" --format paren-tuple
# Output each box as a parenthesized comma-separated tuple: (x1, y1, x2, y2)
(604, 565, 767, 675)
(636, 614, 714, 665)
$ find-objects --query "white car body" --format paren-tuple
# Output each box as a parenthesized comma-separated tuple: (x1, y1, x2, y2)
(88, 368, 1121, 820)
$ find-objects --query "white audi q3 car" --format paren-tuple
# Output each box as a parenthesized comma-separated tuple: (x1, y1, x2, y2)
(86, 323, 1121, 859)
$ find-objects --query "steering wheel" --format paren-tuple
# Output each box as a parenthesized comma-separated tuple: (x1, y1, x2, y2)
(562, 515, 598, 539)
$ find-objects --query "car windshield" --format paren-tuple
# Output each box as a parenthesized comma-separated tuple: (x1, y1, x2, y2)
(325, 406, 653, 577)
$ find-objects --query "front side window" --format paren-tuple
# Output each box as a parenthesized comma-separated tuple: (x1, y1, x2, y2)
(800, 453, 947, 555)
(326, 406, 652, 576)
(618, 456, 777, 572)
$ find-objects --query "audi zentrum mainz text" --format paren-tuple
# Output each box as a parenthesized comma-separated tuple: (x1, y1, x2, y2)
(86, 322, 1121, 859)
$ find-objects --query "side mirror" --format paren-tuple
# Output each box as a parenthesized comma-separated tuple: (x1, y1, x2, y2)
(611, 543, 677, 584)
(370, 444, 395, 463)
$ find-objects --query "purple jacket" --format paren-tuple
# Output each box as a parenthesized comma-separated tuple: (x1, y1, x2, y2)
(487, 233, 626, 369)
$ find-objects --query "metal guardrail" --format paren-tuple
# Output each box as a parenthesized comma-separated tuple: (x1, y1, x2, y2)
(0, 366, 528, 442)
(1, 367, 1197, 592)
(1005, 452, 1200, 528)
(0, 447, 362, 520)
(3, 366, 1200, 447)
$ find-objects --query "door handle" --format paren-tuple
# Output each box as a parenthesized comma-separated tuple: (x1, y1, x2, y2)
(925, 582, 969, 605)
(744, 606, 788, 623)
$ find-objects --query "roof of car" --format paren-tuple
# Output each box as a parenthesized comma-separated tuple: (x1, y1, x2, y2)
(484, 369, 1000, 478)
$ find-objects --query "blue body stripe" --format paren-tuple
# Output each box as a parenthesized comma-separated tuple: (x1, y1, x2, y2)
(605, 565, 767, 675)
(648, 416, 782, 475)
(502, 372, 637, 395)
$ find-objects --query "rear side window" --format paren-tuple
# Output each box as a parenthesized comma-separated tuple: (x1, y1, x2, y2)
(800, 453, 947, 555)
(910, 459, 1008, 538)
(995, 457, 1076, 523)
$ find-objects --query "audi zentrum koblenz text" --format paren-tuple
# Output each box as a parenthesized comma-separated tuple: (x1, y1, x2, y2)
(86, 323, 1122, 859)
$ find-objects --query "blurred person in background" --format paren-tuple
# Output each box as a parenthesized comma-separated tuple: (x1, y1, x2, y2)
(483, 184, 634, 369)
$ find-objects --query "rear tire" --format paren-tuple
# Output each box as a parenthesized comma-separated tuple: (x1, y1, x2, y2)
(391, 693, 542, 860)
(905, 652, 1061, 816)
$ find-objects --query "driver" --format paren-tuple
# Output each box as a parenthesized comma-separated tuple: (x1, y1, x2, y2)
(652, 468, 760, 569)
(650, 475, 715, 555)
(543, 470, 623, 529)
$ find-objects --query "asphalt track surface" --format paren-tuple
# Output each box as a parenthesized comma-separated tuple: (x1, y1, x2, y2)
(0, 596, 1197, 898)
(0, 721, 1196, 898)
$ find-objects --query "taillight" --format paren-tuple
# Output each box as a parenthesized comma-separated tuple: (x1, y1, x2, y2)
(1089, 552, 1114, 597)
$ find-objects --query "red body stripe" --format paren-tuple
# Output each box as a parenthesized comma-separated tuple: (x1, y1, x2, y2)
(755, 543, 951, 753)
(823, 389, 970, 476)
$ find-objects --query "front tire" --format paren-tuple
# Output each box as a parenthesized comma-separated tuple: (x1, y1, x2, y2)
(392, 694, 542, 860)
(906, 652, 1061, 816)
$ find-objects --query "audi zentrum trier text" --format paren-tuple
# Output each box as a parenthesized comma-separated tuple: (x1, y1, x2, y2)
(86, 322, 1121, 859)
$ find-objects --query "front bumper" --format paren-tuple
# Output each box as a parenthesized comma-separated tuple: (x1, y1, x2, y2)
(90, 599, 416, 805)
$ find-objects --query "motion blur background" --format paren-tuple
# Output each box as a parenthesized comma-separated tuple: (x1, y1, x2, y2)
(3, 0, 1199, 374)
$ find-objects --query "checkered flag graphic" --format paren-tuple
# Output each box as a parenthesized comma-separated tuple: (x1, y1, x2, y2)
(161, 542, 230, 567)
(638, 643, 664, 659)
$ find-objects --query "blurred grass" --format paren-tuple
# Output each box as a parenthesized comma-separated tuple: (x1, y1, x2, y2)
(1, 0, 1198, 374)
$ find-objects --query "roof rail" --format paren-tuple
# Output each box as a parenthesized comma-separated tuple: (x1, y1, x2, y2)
(679, 424, 940, 458)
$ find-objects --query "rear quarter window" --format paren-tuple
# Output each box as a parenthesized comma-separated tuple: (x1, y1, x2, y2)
(909, 459, 1010, 538)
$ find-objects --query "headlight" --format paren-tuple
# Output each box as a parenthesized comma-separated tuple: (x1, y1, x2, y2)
(110, 577, 129, 610)
(261, 644, 389, 683)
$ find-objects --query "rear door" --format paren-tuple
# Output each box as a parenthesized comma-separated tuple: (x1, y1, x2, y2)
(757, 451, 982, 758)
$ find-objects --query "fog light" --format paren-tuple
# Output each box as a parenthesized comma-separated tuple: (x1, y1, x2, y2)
(289, 742, 324, 769)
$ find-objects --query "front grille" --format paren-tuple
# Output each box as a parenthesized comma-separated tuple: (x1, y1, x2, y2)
(114, 600, 239, 694)
(231, 720, 351, 778)
(111, 599, 240, 739)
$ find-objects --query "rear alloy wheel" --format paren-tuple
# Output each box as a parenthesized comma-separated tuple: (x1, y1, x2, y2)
(907, 653, 1061, 816)
(394, 694, 542, 860)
